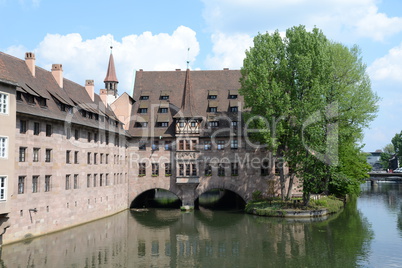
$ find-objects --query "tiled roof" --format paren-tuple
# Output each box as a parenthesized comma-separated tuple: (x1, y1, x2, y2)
(129, 69, 243, 138)
(0, 52, 123, 134)
(104, 53, 118, 83)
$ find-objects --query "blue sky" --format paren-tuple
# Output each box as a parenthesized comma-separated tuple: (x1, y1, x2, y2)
(1, 0, 402, 152)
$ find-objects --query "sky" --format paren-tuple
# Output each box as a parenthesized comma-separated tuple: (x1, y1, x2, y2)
(1, 0, 402, 152)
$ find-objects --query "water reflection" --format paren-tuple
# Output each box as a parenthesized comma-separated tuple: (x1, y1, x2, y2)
(0, 197, 376, 267)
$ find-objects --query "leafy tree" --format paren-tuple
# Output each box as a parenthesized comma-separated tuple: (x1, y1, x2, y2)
(380, 143, 395, 170)
(392, 132, 402, 165)
(240, 25, 379, 204)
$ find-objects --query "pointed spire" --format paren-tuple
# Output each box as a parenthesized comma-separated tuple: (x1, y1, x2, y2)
(175, 69, 200, 118)
(104, 46, 118, 83)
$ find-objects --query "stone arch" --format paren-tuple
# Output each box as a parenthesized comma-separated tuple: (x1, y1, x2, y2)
(195, 184, 248, 204)
(129, 186, 182, 208)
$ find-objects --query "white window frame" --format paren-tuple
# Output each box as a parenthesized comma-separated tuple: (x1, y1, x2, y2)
(0, 176, 6, 201)
(0, 137, 7, 158)
(0, 93, 8, 115)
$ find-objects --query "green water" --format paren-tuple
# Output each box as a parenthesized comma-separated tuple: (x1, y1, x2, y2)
(1, 181, 401, 267)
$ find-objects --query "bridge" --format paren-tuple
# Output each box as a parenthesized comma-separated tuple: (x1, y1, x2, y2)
(367, 172, 402, 185)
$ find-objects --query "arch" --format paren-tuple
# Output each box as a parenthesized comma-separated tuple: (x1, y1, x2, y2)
(196, 187, 246, 210)
(130, 188, 182, 208)
(195, 184, 248, 203)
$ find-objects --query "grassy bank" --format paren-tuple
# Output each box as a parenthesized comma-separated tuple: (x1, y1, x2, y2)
(245, 196, 344, 217)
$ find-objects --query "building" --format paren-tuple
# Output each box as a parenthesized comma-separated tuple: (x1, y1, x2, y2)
(0, 50, 299, 245)
(366, 150, 383, 171)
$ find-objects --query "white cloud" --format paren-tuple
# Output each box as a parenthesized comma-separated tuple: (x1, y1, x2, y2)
(6, 26, 200, 95)
(204, 32, 253, 69)
(368, 43, 402, 82)
(201, 0, 402, 42)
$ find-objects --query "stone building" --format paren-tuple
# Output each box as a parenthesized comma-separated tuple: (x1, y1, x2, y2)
(0, 50, 300, 244)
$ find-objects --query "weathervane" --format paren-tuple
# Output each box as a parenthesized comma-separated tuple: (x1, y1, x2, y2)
(186, 47, 190, 69)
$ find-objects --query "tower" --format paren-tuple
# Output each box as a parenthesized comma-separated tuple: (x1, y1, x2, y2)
(101, 47, 119, 106)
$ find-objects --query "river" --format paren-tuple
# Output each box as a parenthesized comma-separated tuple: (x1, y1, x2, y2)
(0, 181, 401, 268)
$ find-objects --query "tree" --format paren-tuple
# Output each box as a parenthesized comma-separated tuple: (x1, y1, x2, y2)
(380, 143, 395, 170)
(392, 132, 402, 165)
(240, 25, 379, 204)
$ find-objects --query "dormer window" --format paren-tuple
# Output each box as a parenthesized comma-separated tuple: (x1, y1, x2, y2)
(229, 94, 237, 99)
(208, 107, 217, 113)
(208, 90, 218, 99)
(160, 95, 169, 100)
(208, 95, 217, 99)
(208, 121, 219, 127)
(160, 90, 170, 100)
(138, 108, 148, 114)
(159, 108, 168, 113)
(139, 96, 149, 100)
(230, 106, 238, 112)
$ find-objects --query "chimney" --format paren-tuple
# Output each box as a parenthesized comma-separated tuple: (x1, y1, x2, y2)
(100, 89, 108, 106)
(51, 64, 63, 88)
(85, 80, 95, 101)
(25, 52, 36, 77)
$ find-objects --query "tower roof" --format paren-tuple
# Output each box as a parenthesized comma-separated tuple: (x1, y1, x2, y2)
(104, 50, 118, 83)
(175, 69, 200, 118)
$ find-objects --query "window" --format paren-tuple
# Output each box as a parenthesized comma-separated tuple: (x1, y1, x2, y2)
(87, 132, 92, 142)
(138, 108, 148, 113)
(160, 95, 169, 100)
(217, 140, 225, 150)
(232, 121, 238, 127)
(105, 174, 109, 186)
(191, 164, 197, 176)
(229, 94, 238, 99)
(139, 163, 146, 176)
(0, 137, 7, 158)
(94, 132, 98, 142)
(0, 93, 8, 114)
(179, 140, 184, 150)
(179, 164, 184, 176)
(17, 91, 22, 101)
(106, 154, 109, 164)
(152, 141, 159, 151)
(93, 174, 97, 187)
(208, 94, 217, 99)
(33, 148, 40, 162)
(32, 175, 39, 193)
(45, 149, 52, 162)
(192, 140, 197, 151)
(208, 121, 219, 127)
(185, 164, 191, 176)
(20, 120, 27, 134)
(230, 106, 238, 112)
(66, 127, 71, 139)
(204, 140, 211, 150)
(165, 163, 171, 176)
(94, 153, 98, 164)
(66, 150, 71, 164)
(74, 151, 79, 164)
(159, 108, 168, 113)
(19, 147, 26, 162)
(157, 122, 169, 127)
(205, 163, 212, 176)
(74, 174, 79, 189)
(135, 122, 148, 128)
(139, 142, 146, 150)
(34, 122, 40, 135)
(152, 163, 159, 176)
(74, 129, 79, 140)
(18, 176, 25, 194)
(45, 175, 51, 192)
(100, 174, 103, 186)
(46, 124, 52, 137)
(231, 163, 239, 176)
(139, 96, 149, 100)
(105, 133, 109, 145)
(218, 164, 225, 176)
(208, 107, 217, 113)
(164, 141, 171, 151)
(0, 176, 6, 200)
(87, 152, 91, 164)
(231, 140, 238, 149)
(261, 161, 270, 176)
(100, 153, 104, 164)
(65, 175, 70, 190)
(185, 140, 190, 150)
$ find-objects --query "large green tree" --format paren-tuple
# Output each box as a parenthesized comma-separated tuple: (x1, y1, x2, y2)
(380, 143, 395, 170)
(240, 25, 378, 204)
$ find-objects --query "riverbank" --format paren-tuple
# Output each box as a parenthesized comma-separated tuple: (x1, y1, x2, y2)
(245, 196, 344, 217)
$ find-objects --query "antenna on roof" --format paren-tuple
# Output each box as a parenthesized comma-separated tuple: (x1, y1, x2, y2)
(110, 36, 114, 54)
(186, 47, 190, 69)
